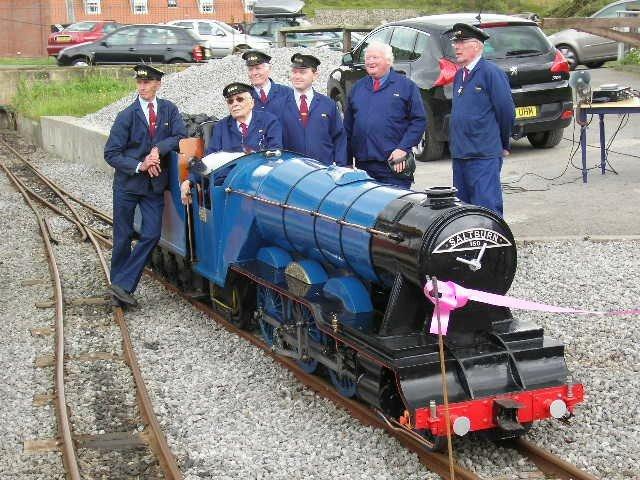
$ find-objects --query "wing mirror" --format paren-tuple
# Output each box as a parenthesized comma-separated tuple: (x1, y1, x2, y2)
(342, 52, 353, 65)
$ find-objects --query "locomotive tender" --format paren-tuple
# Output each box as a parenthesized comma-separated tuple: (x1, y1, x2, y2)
(146, 146, 584, 449)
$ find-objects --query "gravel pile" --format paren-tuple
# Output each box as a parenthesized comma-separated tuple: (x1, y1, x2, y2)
(4, 140, 639, 479)
(84, 48, 344, 132)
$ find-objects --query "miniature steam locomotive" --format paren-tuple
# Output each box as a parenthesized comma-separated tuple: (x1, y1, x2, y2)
(143, 146, 583, 450)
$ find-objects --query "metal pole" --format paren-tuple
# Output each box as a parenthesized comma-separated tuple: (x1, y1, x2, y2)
(66, 0, 75, 23)
(431, 276, 455, 480)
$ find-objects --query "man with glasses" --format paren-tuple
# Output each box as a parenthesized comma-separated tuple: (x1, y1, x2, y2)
(448, 23, 515, 217)
(180, 82, 282, 201)
(278, 53, 347, 166)
(242, 50, 292, 116)
(343, 41, 426, 189)
(105, 64, 186, 307)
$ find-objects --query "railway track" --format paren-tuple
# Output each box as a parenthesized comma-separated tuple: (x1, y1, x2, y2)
(0, 134, 601, 480)
(0, 137, 181, 480)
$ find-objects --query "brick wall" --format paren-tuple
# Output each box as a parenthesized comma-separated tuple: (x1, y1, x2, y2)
(1, 0, 251, 57)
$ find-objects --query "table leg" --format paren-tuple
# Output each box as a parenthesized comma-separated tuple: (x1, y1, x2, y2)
(599, 114, 606, 175)
(580, 108, 588, 183)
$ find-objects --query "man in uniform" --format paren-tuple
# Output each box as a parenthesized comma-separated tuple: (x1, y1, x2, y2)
(242, 50, 292, 116)
(448, 23, 515, 217)
(105, 64, 186, 307)
(180, 82, 282, 201)
(278, 53, 347, 166)
(343, 41, 426, 189)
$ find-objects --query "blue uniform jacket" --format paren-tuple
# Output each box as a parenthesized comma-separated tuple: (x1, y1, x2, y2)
(343, 69, 426, 162)
(278, 90, 347, 166)
(205, 110, 283, 155)
(105, 97, 186, 194)
(450, 58, 515, 159)
(251, 79, 292, 117)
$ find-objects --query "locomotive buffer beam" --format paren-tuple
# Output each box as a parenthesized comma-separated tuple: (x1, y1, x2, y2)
(259, 311, 356, 381)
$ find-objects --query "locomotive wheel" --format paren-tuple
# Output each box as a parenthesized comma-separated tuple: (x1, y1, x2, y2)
(150, 248, 165, 275)
(227, 278, 255, 329)
(329, 369, 357, 397)
(420, 432, 447, 452)
(257, 286, 288, 345)
(291, 302, 321, 374)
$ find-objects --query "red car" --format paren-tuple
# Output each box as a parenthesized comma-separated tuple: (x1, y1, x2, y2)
(47, 21, 121, 57)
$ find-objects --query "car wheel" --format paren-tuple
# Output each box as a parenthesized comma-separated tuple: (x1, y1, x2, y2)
(414, 126, 445, 162)
(232, 44, 251, 54)
(168, 58, 187, 64)
(586, 61, 605, 69)
(527, 128, 564, 149)
(332, 92, 346, 119)
(71, 57, 90, 67)
(557, 45, 578, 70)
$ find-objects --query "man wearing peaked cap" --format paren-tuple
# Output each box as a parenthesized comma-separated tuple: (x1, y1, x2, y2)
(133, 63, 164, 80)
(447, 23, 515, 217)
(180, 81, 282, 202)
(449, 22, 490, 42)
(104, 63, 186, 307)
(241, 49, 292, 116)
(277, 53, 347, 166)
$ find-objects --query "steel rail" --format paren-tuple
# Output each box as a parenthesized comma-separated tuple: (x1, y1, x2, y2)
(0, 137, 113, 225)
(0, 155, 182, 479)
(513, 438, 600, 480)
(0, 163, 81, 479)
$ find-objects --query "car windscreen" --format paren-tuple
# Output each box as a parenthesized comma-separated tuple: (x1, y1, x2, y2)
(440, 24, 553, 60)
(66, 22, 97, 32)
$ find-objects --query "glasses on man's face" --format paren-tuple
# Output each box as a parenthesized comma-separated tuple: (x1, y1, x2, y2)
(226, 95, 246, 105)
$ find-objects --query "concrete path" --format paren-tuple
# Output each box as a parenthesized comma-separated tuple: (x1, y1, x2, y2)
(413, 67, 640, 239)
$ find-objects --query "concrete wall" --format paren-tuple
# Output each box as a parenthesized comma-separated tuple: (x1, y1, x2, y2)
(17, 114, 111, 174)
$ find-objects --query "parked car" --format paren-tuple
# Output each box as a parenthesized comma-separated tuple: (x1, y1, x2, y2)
(547, 0, 640, 69)
(166, 19, 271, 57)
(47, 20, 121, 57)
(56, 24, 211, 66)
(327, 13, 573, 161)
(246, 16, 344, 49)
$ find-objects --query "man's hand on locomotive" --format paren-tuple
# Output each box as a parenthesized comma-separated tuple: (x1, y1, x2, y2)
(180, 180, 192, 205)
(388, 148, 407, 173)
(139, 146, 161, 177)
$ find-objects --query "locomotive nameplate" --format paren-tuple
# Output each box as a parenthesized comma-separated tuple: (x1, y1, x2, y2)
(433, 228, 512, 253)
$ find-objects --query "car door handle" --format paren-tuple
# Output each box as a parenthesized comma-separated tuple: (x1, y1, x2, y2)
(128, 47, 136, 51)
(166, 47, 174, 51)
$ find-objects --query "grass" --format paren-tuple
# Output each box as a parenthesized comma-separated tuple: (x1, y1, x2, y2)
(304, 0, 562, 17)
(12, 75, 135, 119)
(0, 57, 56, 66)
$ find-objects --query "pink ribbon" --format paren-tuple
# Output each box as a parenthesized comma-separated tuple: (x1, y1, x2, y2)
(424, 280, 639, 335)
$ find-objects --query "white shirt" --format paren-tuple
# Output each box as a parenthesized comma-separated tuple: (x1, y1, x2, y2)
(254, 79, 271, 99)
(136, 96, 158, 173)
(464, 54, 482, 74)
(294, 88, 314, 110)
(138, 96, 158, 126)
(236, 112, 253, 134)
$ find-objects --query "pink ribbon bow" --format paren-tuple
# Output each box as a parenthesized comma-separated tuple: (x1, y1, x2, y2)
(424, 279, 639, 336)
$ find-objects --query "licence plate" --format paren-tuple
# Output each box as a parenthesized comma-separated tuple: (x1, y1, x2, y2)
(56, 36, 72, 43)
(515, 105, 538, 119)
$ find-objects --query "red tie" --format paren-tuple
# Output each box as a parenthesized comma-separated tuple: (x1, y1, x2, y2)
(300, 94, 309, 127)
(373, 78, 380, 92)
(463, 67, 469, 82)
(148, 103, 156, 137)
(240, 122, 248, 139)
(259, 88, 267, 103)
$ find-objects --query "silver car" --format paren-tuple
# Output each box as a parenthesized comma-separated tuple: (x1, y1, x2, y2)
(547, 0, 640, 69)
(166, 19, 272, 58)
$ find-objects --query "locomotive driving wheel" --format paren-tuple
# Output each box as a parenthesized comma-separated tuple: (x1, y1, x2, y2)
(291, 302, 322, 374)
(209, 275, 255, 329)
(257, 286, 288, 346)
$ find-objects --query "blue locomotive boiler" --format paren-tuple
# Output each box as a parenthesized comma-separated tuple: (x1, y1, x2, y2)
(148, 149, 584, 450)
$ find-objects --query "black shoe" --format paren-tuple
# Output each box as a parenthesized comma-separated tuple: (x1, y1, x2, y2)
(110, 284, 138, 307)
